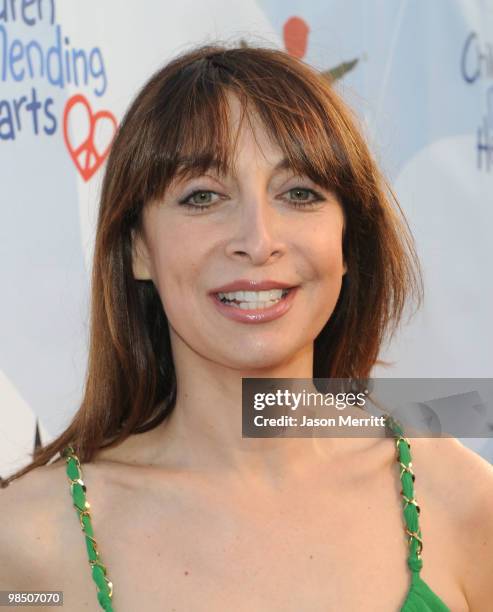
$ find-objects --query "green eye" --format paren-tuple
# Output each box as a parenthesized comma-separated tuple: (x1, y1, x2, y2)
(289, 188, 313, 200)
(190, 191, 213, 204)
(285, 187, 324, 208)
(179, 190, 219, 210)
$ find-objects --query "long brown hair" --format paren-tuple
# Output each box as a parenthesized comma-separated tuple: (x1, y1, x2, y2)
(2, 42, 422, 485)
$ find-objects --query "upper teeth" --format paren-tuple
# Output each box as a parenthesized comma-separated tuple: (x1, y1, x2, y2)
(217, 289, 288, 301)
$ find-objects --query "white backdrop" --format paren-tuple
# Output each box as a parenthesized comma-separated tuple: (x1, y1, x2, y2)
(1, 0, 492, 476)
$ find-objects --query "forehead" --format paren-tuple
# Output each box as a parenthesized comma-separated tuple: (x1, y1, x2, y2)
(172, 94, 303, 182)
(226, 106, 286, 171)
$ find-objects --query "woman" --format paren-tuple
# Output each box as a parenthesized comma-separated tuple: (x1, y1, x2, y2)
(1, 43, 492, 611)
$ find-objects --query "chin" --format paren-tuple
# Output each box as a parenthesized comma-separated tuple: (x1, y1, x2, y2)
(223, 346, 302, 372)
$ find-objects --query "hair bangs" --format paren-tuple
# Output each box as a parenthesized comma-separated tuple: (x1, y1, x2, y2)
(143, 61, 240, 204)
(144, 54, 352, 205)
(222, 51, 354, 196)
(248, 93, 347, 196)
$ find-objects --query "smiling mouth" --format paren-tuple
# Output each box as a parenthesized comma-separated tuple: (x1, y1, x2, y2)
(214, 287, 294, 309)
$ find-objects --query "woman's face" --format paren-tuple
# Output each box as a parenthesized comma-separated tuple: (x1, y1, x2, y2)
(132, 94, 347, 372)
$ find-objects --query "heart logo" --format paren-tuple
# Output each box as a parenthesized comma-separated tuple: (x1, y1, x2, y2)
(63, 94, 117, 182)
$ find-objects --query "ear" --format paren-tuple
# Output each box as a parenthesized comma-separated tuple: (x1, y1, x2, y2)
(131, 228, 153, 280)
(342, 261, 347, 275)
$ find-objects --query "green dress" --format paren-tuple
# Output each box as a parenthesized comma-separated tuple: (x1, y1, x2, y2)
(62, 414, 451, 611)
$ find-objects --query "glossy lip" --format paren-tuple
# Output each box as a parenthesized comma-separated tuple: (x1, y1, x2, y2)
(209, 286, 299, 324)
(209, 279, 297, 293)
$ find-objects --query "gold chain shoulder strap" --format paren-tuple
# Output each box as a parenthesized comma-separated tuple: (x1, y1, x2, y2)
(62, 446, 115, 611)
(384, 415, 424, 574)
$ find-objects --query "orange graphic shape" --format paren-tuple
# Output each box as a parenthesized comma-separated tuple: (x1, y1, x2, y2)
(283, 16, 309, 58)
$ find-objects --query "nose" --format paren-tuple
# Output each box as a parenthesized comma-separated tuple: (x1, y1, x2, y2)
(224, 192, 285, 264)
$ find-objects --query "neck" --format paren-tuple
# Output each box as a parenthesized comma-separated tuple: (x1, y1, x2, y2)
(144, 339, 340, 484)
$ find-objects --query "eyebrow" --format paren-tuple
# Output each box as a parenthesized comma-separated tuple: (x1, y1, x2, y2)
(272, 157, 292, 171)
(173, 155, 295, 183)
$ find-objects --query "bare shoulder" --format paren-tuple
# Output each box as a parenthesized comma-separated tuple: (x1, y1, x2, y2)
(410, 436, 493, 610)
(410, 436, 493, 510)
(0, 459, 71, 589)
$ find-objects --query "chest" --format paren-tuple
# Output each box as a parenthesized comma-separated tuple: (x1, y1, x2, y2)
(43, 464, 464, 611)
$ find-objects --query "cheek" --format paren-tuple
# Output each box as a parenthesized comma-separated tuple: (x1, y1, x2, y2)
(301, 220, 345, 329)
(148, 218, 204, 281)
(307, 220, 345, 278)
(144, 236, 190, 309)
(148, 227, 219, 330)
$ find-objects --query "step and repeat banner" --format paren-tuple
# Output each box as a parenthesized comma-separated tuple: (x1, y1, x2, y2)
(1, 0, 492, 476)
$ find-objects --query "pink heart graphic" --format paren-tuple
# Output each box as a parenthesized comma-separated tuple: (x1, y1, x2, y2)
(63, 94, 117, 182)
